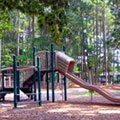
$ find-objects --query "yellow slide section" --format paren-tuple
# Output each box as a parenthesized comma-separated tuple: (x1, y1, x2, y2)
(66, 72, 120, 103)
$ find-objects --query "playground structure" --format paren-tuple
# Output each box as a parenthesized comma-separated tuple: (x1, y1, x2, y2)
(0, 44, 120, 108)
(0, 44, 67, 108)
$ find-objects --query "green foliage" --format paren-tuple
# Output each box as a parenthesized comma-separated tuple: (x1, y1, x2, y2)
(0, 11, 11, 38)
(0, 0, 69, 44)
(107, 51, 114, 71)
(74, 64, 79, 73)
(2, 45, 14, 67)
(0, 0, 119, 80)
(37, 7, 68, 44)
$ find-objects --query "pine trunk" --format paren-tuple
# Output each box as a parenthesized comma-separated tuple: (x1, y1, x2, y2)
(95, 3, 99, 84)
(102, 8, 108, 84)
(32, 14, 35, 47)
(16, 11, 20, 56)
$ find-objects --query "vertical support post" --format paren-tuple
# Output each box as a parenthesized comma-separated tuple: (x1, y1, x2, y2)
(57, 72, 59, 83)
(13, 56, 17, 108)
(33, 46, 37, 101)
(63, 45, 67, 101)
(46, 51, 49, 101)
(2, 71, 4, 90)
(2, 71, 5, 101)
(37, 57, 42, 106)
(17, 62, 20, 102)
(51, 43, 55, 102)
(30, 86, 33, 99)
(90, 91, 93, 103)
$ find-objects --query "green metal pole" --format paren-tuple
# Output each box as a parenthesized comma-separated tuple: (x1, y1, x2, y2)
(13, 56, 17, 108)
(17, 62, 20, 102)
(33, 46, 37, 101)
(37, 57, 42, 106)
(30, 85, 33, 100)
(46, 51, 49, 101)
(2, 71, 5, 101)
(57, 72, 59, 83)
(2, 71, 4, 90)
(63, 45, 67, 101)
(51, 43, 55, 102)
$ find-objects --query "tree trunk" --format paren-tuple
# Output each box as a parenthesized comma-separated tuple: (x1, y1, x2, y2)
(102, 8, 108, 84)
(95, 3, 99, 84)
(81, 17, 84, 79)
(26, 16, 31, 56)
(32, 14, 35, 47)
(28, 16, 31, 38)
(16, 11, 20, 56)
(22, 16, 25, 55)
(91, 69, 94, 84)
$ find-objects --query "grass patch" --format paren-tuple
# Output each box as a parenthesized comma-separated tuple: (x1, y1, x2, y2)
(83, 91, 97, 97)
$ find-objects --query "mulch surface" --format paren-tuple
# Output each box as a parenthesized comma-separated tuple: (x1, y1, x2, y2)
(1, 101, 120, 120)
(1, 86, 120, 120)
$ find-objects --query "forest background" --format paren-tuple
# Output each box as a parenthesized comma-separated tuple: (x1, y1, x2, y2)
(0, 0, 119, 84)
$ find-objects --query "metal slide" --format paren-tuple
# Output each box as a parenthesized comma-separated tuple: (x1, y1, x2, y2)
(65, 72, 120, 103)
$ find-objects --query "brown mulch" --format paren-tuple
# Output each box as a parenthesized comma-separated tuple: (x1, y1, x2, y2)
(1, 99, 120, 120)
(1, 85, 120, 120)
(101, 84, 120, 90)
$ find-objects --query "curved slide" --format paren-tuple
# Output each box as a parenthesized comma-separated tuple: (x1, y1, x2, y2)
(56, 51, 120, 103)
(65, 72, 120, 103)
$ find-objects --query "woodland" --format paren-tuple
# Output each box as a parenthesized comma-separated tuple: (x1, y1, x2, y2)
(0, 0, 119, 84)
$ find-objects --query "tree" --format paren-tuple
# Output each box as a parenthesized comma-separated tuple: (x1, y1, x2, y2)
(102, 6, 108, 84)
(16, 11, 20, 56)
(0, 0, 119, 83)
(0, 10, 11, 68)
(95, 0, 99, 84)
(0, 0, 69, 44)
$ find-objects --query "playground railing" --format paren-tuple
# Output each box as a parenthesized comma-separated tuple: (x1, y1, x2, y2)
(35, 51, 52, 70)
(0, 70, 14, 89)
